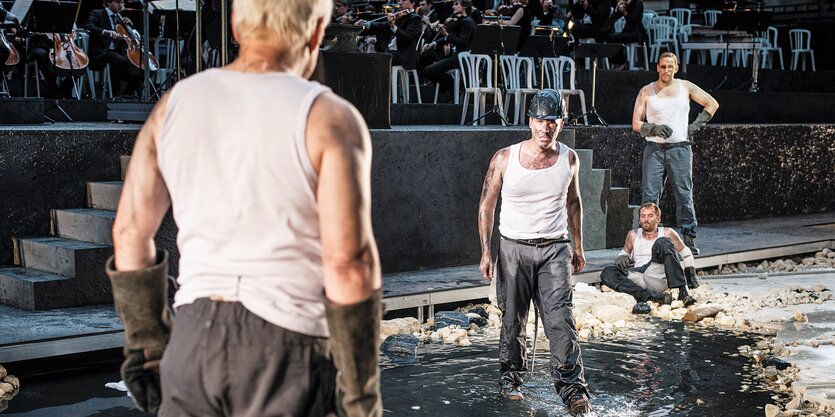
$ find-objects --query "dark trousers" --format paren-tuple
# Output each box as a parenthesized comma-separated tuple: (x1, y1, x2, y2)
(600, 237, 686, 302)
(496, 239, 588, 404)
(159, 299, 337, 417)
(94, 50, 142, 95)
(423, 54, 459, 96)
(642, 143, 698, 238)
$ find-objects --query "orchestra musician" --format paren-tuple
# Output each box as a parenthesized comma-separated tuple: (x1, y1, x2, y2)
(355, 0, 423, 70)
(332, 0, 354, 25)
(419, 0, 440, 30)
(0, 4, 18, 64)
(85, 0, 143, 97)
(566, 0, 610, 42)
(607, 0, 645, 69)
(422, 0, 475, 102)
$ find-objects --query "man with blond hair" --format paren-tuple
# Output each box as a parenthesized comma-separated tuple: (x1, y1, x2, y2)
(106, 0, 383, 415)
(632, 52, 718, 255)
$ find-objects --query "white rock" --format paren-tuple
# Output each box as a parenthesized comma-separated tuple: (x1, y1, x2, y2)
(613, 320, 627, 328)
(380, 317, 422, 340)
(670, 308, 688, 320)
(764, 403, 780, 417)
(717, 316, 736, 327)
(591, 304, 630, 324)
(578, 328, 591, 340)
(671, 300, 684, 309)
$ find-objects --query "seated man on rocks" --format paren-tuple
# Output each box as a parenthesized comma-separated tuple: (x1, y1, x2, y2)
(600, 202, 700, 313)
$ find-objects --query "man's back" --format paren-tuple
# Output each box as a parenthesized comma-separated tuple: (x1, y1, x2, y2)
(158, 68, 331, 336)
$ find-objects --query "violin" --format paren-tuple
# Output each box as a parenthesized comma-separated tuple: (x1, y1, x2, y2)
(113, 13, 159, 71)
(1, 29, 19, 68)
(48, 32, 89, 76)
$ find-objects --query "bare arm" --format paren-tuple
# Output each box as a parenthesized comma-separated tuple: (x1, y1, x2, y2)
(508, 7, 524, 25)
(631, 85, 649, 133)
(686, 80, 719, 115)
(477, 148, 509, 280)
(112, 94, 172, 271)
(623, 229, 636, 256)
(307, 92, 381, 305)
(566, 149, 585, 272)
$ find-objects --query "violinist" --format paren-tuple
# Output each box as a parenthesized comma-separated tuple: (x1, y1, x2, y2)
(422, 0, 475, 103)
(0, 4, 18, 64)
(332, 1, 355, 25)
(355, 0, 422, 70)
(418, 0, 440, 31)
(85, 0, 142, 97)
(566, 0, 609, 42)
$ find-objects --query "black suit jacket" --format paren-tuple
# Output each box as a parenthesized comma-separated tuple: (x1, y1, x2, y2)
(371, 13, 423, 70)
(85, 9, 122, 61)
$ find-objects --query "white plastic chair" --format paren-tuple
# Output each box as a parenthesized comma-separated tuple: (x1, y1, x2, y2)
(542, 56, 588, 125)
(669, 8, 691, 28)
(614, 16, 626, 33)
(759, 26, 784, 70)
(648, 22, 677, 64)
(391, 65, 422, 103)
(703, 10, 720, 27)
(499, 55, 538, 125)
(458, 52, 505, 126)
(433, 69, 461, 104)
(789, 29, 815, 71)
(642, 10, 657, 30)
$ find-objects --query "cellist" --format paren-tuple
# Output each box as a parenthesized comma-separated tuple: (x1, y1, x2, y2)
(85, 0, 142, 97)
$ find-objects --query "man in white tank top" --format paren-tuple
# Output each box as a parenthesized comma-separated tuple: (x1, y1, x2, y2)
(478, 90, 592, 415)
(104, 1, 383, 415)
(631, 52, 719, 255)
(600, 203, 699, 312)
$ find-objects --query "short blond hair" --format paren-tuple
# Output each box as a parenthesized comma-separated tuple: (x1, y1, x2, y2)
(233, 0, 331, 48)
(658, 52, 679, 66)
(639, 202, 661, 216)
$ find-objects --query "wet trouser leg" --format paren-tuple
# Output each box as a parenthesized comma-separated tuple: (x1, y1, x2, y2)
(651, 237, 686, 288)
(496, 240, 588, 404)
(641, 143, 665, 205)
(600, 265, 654, 302)
(159, 299, 337, 417)
(665, 146, 697, 238)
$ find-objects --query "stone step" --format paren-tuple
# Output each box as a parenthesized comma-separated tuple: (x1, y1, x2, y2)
(607, 187, 633, 248)
(52, 208, 116, 245)
(120, 155, 130, 180)
(0, 267, 77, 310)
(15, 237, 112, 279)
(87, 181, 123, 211)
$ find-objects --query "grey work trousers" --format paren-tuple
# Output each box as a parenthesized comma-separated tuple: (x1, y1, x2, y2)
(496, 238, 589, 404)
(159, 299, 337, 417)
(600, 237, 687, 302)
(641, 142, 698, 238)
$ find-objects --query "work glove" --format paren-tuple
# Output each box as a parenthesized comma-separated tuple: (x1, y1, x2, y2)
(640, 122, 673, 139)
(326, 290, 383, 417)
(687, 109, 713, 137)
(684, 266, 700, 289)
(106, 250, 171, 413)
(615, 254, 632, 269)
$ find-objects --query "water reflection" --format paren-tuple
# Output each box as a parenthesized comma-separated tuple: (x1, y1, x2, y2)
(380, 319, 787, 416)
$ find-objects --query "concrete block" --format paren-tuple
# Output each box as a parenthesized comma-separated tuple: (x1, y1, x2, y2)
(120, 155, 130, 181)
(575, 149, 609, 250)
(16, 237, 112, 279)
(88, 181, 123, 211)
(607, 187, 633, 248)
(0, 267, 75, 310)
(52, 208, 116, 245)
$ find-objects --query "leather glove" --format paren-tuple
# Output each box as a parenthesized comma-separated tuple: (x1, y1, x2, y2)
(684, 266, 700, 289)
(687, 109, 713, 136)
(640, 122, 673, 139)
(106, 250, 171, 413)
(326, 290, 383, 417)
(615, 254, 632, 269)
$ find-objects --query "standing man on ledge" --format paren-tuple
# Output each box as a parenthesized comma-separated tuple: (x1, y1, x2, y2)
(632, 52, 718, 254)
(478, 90, 592, 415)
(105, 0, 382, 415)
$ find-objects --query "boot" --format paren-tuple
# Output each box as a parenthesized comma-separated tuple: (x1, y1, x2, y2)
(105, 250, 171, 413)
(677, 287, 697, 307)
(650, 291, 672, 305)
(568, 393, 593, 415)
(325, 290, 383, 417)
(683, 235, 700, 255)
(500, 385, 524, 400)
(685, 266, 700, 289)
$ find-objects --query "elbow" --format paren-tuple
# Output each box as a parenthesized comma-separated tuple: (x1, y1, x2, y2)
(632, 121, 642, 133)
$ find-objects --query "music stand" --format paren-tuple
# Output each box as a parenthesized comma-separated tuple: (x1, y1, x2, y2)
(573, 43, 621, 126)
(467, 24, 520, 126)
(518, 34, 568, 89)
(737, 10, 771, 92)
(29, 0, 79, 121)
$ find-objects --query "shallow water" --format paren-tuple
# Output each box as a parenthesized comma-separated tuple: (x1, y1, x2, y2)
(380, 319, 789, 416)
(1, 319, 788, 416)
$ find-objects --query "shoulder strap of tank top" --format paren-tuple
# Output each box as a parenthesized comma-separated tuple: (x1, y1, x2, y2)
(505, 143, 520, 174)
(648, 82, 656, 96)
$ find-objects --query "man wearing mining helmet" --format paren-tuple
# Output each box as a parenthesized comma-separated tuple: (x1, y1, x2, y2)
(478, 89, 592, 415)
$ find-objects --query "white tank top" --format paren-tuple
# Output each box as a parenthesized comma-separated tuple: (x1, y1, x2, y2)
(632, 227, 664, 268)
(645, 80, 689, 144)
(498, 142, 572, 240)
(157, 69, 331, 337)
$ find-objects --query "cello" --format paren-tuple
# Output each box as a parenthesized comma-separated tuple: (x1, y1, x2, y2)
(1, 30, 20, 68)
(112, 13, 159, 71)
(48, 31, 89, 76)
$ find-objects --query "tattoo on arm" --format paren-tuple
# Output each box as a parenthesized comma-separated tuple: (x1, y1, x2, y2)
(478, 149, 506, 255)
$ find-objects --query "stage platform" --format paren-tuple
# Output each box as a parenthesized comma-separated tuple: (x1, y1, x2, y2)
(1, 211, 832, 366)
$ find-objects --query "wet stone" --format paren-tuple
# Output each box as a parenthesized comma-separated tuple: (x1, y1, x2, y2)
(762, 357, 792, 371)
(434, 311, 469, 329)
(632, 302, 652, 314)
(381, 334, 419, 357)
(466, 313, 488, 327)
(468, 306, 488, 318)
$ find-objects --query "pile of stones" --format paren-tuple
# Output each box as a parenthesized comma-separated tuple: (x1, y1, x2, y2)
(699, 249, 835, 276)
(0, 365, 20, 412)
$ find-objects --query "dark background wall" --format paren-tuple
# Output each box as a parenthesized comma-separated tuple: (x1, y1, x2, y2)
(574, 124, 835, 225)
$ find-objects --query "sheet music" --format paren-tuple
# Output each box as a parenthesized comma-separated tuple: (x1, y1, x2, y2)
(10, 0, 34, 22)
(149, 0, 196, 13)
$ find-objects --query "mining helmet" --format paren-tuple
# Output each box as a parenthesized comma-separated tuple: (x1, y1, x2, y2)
(527, 89, 565, 120)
